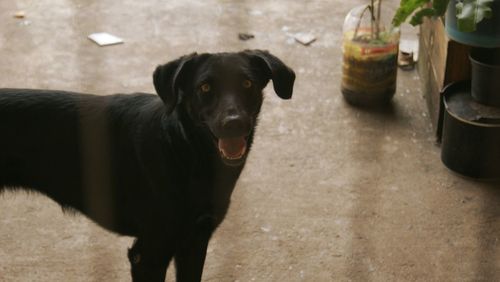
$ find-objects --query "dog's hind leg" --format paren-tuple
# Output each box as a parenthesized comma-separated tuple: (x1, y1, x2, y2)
(174, 215, 216, 282)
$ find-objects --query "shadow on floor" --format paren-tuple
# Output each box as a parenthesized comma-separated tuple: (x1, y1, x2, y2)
(475, 182, 500, 281)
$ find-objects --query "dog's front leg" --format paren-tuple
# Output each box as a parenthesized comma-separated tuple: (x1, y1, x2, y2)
(174, 215, 216, 282)
(128, 235, 174, 282)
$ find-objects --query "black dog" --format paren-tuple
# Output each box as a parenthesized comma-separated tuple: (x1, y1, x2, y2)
(0, 50, 295, 281)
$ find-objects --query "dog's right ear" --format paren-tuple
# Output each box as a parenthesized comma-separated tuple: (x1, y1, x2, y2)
(153, 53, 197, 114)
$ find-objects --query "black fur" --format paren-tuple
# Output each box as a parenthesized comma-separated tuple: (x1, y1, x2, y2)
(0, 50, 295, 282)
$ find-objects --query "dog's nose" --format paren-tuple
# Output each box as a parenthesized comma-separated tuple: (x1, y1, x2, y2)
(221, 115, 251, 136)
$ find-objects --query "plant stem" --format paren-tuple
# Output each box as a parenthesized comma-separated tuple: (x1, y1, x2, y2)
(376, 0, 382, 40)
(353, 4, 371, 40)
(371, 0, 375, 40)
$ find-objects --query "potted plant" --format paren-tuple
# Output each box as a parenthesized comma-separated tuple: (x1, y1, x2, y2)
(341, 0, 400, 106)
(446, 0, 500, 47)
(392, 0, 500, 47)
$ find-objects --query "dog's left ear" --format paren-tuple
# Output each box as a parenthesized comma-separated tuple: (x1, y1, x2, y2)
(243, 50, 296, 99)
(153, 53, 197, 114)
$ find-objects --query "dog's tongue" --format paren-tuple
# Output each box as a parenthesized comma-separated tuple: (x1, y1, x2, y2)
(218, 137, 247, 159)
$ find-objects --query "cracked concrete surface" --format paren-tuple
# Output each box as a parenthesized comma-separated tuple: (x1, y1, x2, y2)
(1, 0, 499, 281)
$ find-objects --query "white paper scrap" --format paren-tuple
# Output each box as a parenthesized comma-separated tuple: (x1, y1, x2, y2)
(88, 32, 124, 46)
(399, 39, 419, 61)
(294, 33, 316, 46)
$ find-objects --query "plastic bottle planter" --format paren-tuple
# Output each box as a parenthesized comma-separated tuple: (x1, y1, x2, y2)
(469, 48, 500, 107)
(341, 5, 400, 106)
(445, 0, 500, 48)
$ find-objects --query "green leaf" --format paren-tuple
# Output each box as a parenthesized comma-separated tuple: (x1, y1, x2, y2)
(432, 0, 451, 14)
(392, 0, 431, 27)
(456, 0, 494, 32)
(410, 8, 438, 25)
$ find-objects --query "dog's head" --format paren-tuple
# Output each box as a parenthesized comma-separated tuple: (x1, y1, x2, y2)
(153, 50, 295, 166)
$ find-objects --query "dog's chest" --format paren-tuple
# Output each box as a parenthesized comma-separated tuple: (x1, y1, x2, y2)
(184, 165, 241, 224)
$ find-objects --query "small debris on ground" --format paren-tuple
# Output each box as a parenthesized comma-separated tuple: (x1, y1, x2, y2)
(248, 9, 263, 16)
(286, 36, 296, 45)
(398, 51, 415, 70)
(18, 20, 31, 26)
(14, 11, 25, 19)
(238, 33, 255, 41)
(88, 32, 124, 46)
(294, 32, 316, 46)
(260, 226, 271, 233)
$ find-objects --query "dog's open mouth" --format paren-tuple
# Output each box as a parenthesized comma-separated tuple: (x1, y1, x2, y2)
(217, 136, 247, 163)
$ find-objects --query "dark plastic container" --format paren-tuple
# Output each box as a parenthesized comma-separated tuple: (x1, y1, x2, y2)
(470, 48, 500, 107)
(441, 81, 500, 179)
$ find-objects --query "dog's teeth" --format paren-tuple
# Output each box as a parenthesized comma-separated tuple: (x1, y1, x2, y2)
(220, 150, 244, 160)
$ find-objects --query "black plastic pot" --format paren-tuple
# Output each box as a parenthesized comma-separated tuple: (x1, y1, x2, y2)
(470, 48, 500, 107)
(440, 81, 500, 179)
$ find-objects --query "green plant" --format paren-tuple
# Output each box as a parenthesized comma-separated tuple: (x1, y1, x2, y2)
(456, 0, 494, 31)
(392, 0, 494, 32)
(354, 0, 385, 42)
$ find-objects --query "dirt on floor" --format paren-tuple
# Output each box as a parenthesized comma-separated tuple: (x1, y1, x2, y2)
(1, 0, 499, 281)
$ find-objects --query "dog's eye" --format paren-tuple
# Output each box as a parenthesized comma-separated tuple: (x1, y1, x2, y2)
(242, 80, 252, 89)
(200, 83, 211, 93)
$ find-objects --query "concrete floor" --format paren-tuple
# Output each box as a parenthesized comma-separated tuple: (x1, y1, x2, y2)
(1, 0, 499, 281)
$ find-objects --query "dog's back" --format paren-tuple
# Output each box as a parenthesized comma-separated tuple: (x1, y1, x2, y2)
(0, 89, 164, 235)
(0, 89, 84, 196)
